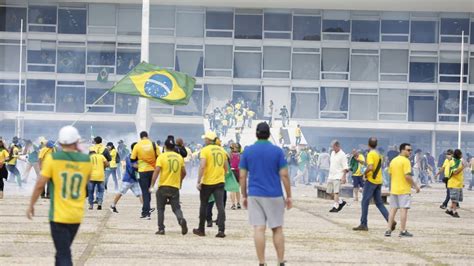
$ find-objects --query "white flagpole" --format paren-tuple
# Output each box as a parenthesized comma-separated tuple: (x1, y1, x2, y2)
(457, 30, 464, 150)
(17, 19, 23, 138)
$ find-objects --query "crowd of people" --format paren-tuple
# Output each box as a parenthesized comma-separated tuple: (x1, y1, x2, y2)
(205, 99, 256, 139)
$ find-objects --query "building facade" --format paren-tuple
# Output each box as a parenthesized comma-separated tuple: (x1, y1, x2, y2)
(1, 0, 474, 154)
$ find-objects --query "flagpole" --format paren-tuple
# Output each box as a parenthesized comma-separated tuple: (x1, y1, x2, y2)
(16, 19, 23, 138)
(70, 89, 112, 127)
(457, 31, 464, 150)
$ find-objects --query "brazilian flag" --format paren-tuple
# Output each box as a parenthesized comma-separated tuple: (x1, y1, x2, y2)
(110, 62, 195, 105)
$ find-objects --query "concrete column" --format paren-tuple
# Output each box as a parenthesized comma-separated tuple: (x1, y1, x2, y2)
(135, 0, 151, 134)
(431, 130, 436, 157)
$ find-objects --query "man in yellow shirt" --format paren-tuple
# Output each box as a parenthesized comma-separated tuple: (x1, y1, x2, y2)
(38, 140, 56, 199)
(193, 131, 228, 238)
(131, 131, 160, 219)
(105, 142, 119, 191)
(446, 149, 465, 218)
(6, 140, 22, 188)
(88, 150, 108, 210)
(295, 125, 302, 145)
(149, 137, 187, 235)
(349, 149, 365, 202)
(435, 149, 454, 209)
(27, 126, 92, 266)
(385, 143, 420, 237)
(354, 138, 390, 231)
(0, 139, 9, 199)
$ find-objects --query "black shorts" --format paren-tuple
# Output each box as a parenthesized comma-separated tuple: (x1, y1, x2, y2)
(352, 175, 364, 188)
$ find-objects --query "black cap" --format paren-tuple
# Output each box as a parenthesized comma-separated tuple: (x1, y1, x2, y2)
(256, 122, 270, 134)
(106, 142, 113, 147)
(165, 136, 175, 149)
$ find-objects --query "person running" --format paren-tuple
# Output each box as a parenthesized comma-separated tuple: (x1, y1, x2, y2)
(22, 140, 41, 184)
(39, 140, 56, 198)
(229, 143, 242, 210)
(0, 139, 9, 199)
(239, 122, 292, 266)
(385, 143, 420, 237)
(110, 142, 142, 213)
(104, 142, 119, 192)
(131, 131, 160, 220)
(353, 138, 391, 231)
(27, 126, 92, 266)
(6, 140, 22, 188)
(435, 149, 454, 209)
(88, 149, 108, 210)
(90, 136, 112, 162)
(149, 137, 188, 235)
(445, 149, 465, 218)
(349, 149, 365, 202)
(193, 131, 228, 238)
(327, 140, 348, 213)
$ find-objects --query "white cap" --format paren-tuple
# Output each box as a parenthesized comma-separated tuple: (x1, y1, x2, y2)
(58, 126, 81, 145)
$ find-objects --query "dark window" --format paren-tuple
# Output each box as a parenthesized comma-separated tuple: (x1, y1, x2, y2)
(28, 5, 57, 24)
(410, 21, 437, 43)
(58, 9, 87, 34)
(0, 7, 27, 32)
(56, 86, 85, 113)
(58, 49, 86, 74)
(440, 18, 469, 35)
(293, 16, 321, 41)
(264, 13, 291, 31)
(206, 11, 233, 30)
(235, 14, 262, 39)
(409, 62, 437, 83)
(352, 20, 380, 42)
(381, 20, 409, 34)
(116, 51, 140, 75)
(409, 95, 436, 122)
(322, 20, 350, 33)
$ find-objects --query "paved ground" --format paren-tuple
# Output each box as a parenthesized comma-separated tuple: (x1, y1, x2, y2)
(0, 179, 473, 265)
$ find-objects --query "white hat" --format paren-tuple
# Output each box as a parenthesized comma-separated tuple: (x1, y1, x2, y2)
(58, 126, 81, 145)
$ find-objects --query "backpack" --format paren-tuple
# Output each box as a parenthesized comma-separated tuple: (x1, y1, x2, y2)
(115, 151, 121, 163)
(230, 152, 240, 170)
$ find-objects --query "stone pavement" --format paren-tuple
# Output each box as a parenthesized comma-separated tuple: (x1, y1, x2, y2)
(0, 180, 473, 265)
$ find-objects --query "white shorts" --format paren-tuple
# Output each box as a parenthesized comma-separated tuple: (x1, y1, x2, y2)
(248, 196, 285, 229)
(326, 180, 341, 194)
(390, 194, 411, 209)
(119, 182, 142, 197)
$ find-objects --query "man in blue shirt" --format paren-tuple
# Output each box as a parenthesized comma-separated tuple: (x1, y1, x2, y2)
(239, 122, 292, 266)
(110, 142, 143, 213)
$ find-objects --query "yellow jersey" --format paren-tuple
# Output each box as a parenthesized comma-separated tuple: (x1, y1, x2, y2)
(40, 151, 92, 224)
(39, 147, 54, 163)
(448, 159, 464, 189)
(90, 154, 107, 182)
(0, 149, 10, 165)
(131, 138, 161, 172)
(353, 154, 365, 176)
(7, 146, 19, 165)
(295, 128, 301, 137)
(156, 151, 185, 189)
(109, 149, 118, 168)
(389, 155, 412, 195)
(366, 150, 383, 184)
(90, 144, 107, 155)
(442, 159, 452, 177)
(200, 144, 227, 185)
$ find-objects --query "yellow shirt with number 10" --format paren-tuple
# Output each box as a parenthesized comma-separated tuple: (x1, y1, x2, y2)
(156, 151, 184, 189)
(40, 151, 92, 224)
(200, 144, 227, 185)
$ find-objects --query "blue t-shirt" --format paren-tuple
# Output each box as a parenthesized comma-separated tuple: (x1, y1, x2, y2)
(122, 155, 138, 183)
(239, 140, 287, 197)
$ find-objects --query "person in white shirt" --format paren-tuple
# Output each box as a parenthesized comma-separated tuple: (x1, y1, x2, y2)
(317, 148, 330, 185)
(327, 140, 349, 213)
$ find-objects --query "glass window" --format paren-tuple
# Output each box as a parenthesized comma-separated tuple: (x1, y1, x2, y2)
(235, 14, 262, 39)
(471, 22, 474, 44)
(379, 89, 407, 114)
(118, 6, 141, 35)
(381, 20, 409, 34)
(410, 21, 438, 43)
(234, 51, 261, 78)
(293, 16, 321, 41)
(321, 48, 349, 80)
(438, 90, 467, 116)
(87, 42, 116, 70)
(26, 79, 55, 104)
(88, 4, 116, 34)
(291, 91, 319, 119)
(320, 87, 348, 119)
(0, 84, 24, 111)
(28, 5, 57, 32)
(176, 12, 204, 37)
(470, 58, 474, 84)
(292, 53, 320, 80)
(441, 18, 469, 35)
(175, 88, 203, 116)
(27, 40, 56, 72)
(409, 56, 437, 83)
(206, 11, 233, 30)
(263, 46, 291, 71)
(469, 96, 474, 123)
(175, 50, 203, 77)
(408, 91, 437, 122)
(205, 45, 233, 69)
(86, 88, 115, 113)
(150, 6, 175, 35)
(233, 86, 262, 117)
(149, 43, 174, 68)
(350, 94, 378, 120)
(57, 86, 85, 113)
(264, 12, 291, 39)
(0, 7, 27, 32)
(352, 20, 380, 42)
(58, 9, 86, 34)
(116, 50, 140, 75)
(351, 53, 379, 81)
(380, 50, 408, 74)
(0, 44, 26, 72)
(203, 84, 232, 114)
(58, 48, 86, 74)
(439, 51, 468, 83)
(322, 20, 350, 32)
(115, 94, 138, 114)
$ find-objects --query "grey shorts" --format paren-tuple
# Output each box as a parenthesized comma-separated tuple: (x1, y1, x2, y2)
(120, 181, 142, 197)
(449, 188, 463, 202)
(390, 194, 411, 209)
(326, 179, 341, 194)
(248, 196, 285, 229)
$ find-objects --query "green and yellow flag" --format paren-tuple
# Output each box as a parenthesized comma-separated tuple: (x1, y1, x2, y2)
(110, 62, 195, 105)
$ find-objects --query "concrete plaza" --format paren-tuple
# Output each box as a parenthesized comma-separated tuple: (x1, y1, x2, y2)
(0, 181, 473, 265)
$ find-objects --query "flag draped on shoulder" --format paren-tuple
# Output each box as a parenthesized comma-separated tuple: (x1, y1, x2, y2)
(110, 62, 196, 105)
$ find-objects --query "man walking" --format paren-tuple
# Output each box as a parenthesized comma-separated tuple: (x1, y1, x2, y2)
(131, 131, 160, 220)
(193, 131, 228, 238)
(149, 137, 188, 235)
(317, 148, 330, 185)
(327, 140, 348, 212)
(88, 149, 108, 210)
(349, 149, 365, 202)
(240, 122, 292, 266)
(353, 138, 390, 231)
(27, 126, 92, 266)
(295, 125, 302, 145)
(385, 143, 420, 237)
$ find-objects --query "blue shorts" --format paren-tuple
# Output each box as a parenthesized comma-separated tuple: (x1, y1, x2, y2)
(352, 175, 364, 188)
